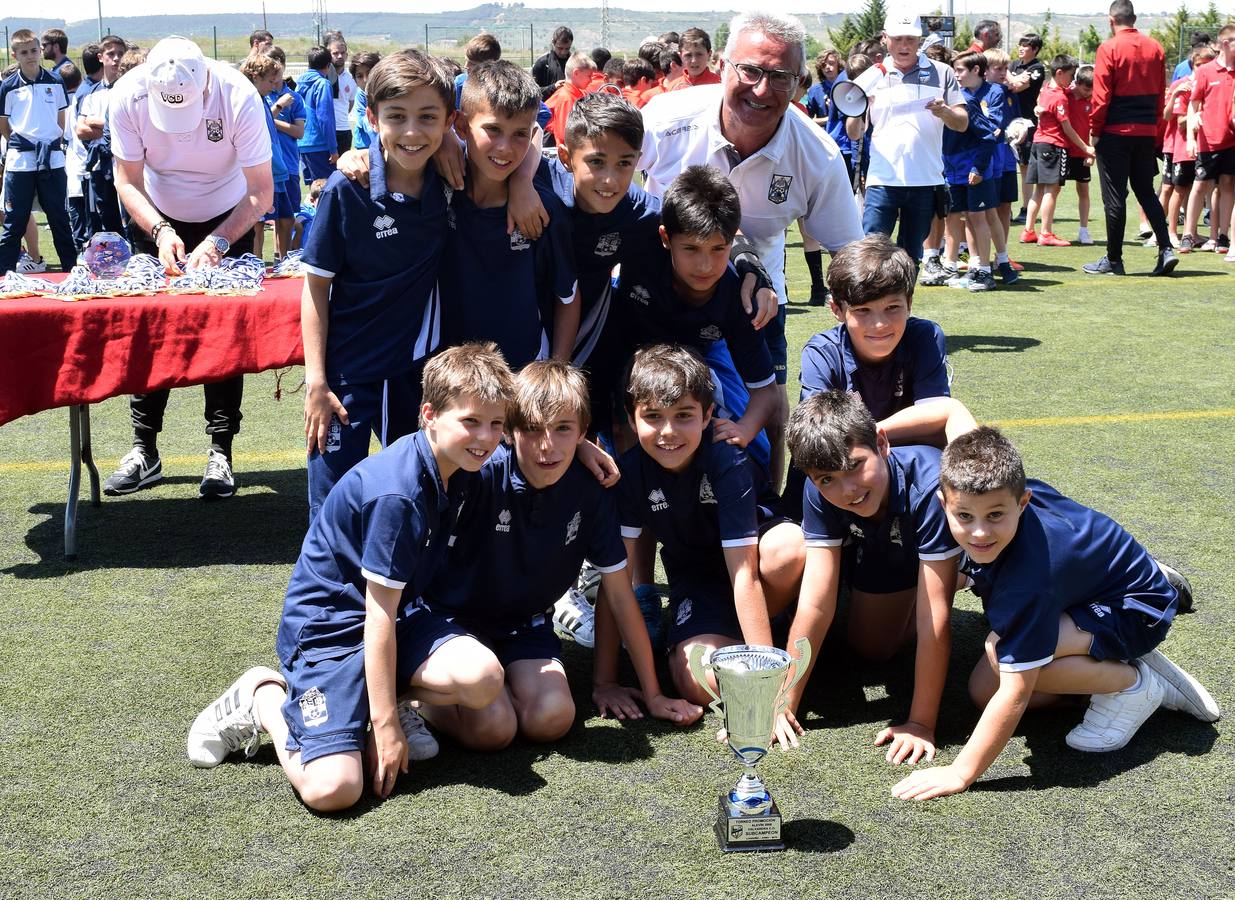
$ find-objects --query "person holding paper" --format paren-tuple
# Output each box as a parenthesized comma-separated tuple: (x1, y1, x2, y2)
(846, 7, 968, 262)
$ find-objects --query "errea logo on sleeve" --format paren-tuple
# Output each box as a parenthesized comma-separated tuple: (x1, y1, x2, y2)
(373, 214, 398, 239)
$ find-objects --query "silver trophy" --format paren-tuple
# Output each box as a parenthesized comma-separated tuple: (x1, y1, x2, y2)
(688, 639, 811, 852)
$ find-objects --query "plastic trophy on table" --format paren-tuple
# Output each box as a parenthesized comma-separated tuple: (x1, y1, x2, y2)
(688, 638, 811, 852)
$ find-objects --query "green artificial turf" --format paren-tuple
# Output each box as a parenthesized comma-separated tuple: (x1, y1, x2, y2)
(1, 196, 1232, 898)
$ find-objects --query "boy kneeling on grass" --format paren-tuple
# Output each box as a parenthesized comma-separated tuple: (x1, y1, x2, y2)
(419, 359, 701, 748)
(187, 344, 516, 812)
(892, 427, 1218, 801)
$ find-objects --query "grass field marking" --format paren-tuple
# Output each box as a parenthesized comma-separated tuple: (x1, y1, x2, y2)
(2, 407, 1234, 474)
(992, 408, 1235, 428)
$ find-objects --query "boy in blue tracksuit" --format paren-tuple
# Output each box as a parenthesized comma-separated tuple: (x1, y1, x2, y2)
(984, 48, 1022, 283)
(265, 51, 306, 259)
(941, 50, 1001, 292)
(295, 45, 338, 183)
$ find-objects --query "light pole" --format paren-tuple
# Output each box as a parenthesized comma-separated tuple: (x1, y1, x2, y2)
(97, 0, 104, 40)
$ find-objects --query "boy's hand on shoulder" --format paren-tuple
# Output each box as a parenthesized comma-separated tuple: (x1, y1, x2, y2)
(593, 682, 645, 720)
(890, 763, 969, 801)
(577, 438, 620, 487)
(711, 416, 750, 448)
(369, 718, 409, 800)
(507, 177, 549, 239)
(304, 380, 349, 454)
(875, 720, 937, 765)
(434, 136, 467, 191)
(337, 148, 371, 186)
(772, 710, 805, 751)
(648, 694, 704, 726)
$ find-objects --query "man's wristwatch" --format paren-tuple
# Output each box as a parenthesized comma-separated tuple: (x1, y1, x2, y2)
(206, 234, 230, 255)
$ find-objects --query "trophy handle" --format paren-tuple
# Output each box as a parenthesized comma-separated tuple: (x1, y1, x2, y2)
(686, 643, 724, 718)
(776, 637, 812, 715)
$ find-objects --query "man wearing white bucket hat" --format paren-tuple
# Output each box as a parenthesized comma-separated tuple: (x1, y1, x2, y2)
(846, 7, 968, 262)
(105, 35, 274, 501)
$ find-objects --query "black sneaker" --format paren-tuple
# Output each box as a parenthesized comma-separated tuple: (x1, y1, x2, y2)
(808, 286, 829, 306)
(1150, 248, 1179, 277)
(997, 261, 1020, 284)
(1011, 208, 1027, 225)
(919, 256, 948, 286)
(967, 269, 997, 292)
(1157, 560, 1194, 613)
(1136, 227, 1153, 240)
(103, 447, 163, 495)
(199, 449, 235, 500)
(1082, 256, 1125, 275)
(1217, 233, 1230, 254)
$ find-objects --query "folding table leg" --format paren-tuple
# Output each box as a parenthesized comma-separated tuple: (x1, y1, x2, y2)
(79, 404, 102, 506)
(66, 405, 83, 560)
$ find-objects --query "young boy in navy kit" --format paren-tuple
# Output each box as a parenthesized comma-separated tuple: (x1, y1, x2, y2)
(892, 427, 1218, 801)
(756, 390, 965, 757)
(0, 28, 78, 276)
(600, 345, 778, 707)
(421, 360, 702, 748)
(785, 235, 976, 519)
(301, 50, 455, 520)
(439, 60, 578, 370)
(187, 344, 517, 812)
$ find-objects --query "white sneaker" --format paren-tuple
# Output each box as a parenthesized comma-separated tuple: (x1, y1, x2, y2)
(397, 700, 440, 761)
(1078, 228, 1094, 245)
(187, 666, 286, 768)
(1138, 649, 1220, 722)
(1066, 659, 1163, 752)
(576, 560, 602, 602)
(16, 253, 47, 273)
(552, 587, 596, 648)
(199, 448, 235, 500)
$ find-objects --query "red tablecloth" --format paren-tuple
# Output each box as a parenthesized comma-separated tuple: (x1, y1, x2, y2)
(0, 277, 305, 425)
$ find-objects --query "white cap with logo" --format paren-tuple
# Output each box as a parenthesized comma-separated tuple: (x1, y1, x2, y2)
(146, 36, 209, 133)
(884, 8, 924, 38)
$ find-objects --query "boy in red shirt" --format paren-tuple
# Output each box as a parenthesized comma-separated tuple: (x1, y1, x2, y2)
(1162, 48, 1215, 249)
(1022, 55, 1093, 247)
(1181, 24, 1235, 253)
(1066, 67, 1096, 245)
(621, 58, 656, 108)
(544, 52, 596, 146)
(672, 28, 721, 90)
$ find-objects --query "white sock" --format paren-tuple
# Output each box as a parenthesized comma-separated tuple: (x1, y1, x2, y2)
(997, 251, 1010, 264)
(973, 256, 986, 269)
(1122, 667, 1144, 694)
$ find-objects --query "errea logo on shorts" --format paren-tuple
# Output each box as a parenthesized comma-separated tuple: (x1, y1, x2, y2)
(496, 509, 513, 532)
(373, 214, 398, 239)
(649, 489, 669, 511)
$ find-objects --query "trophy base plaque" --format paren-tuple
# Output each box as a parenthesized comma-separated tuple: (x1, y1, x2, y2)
(714, 795, 784, 852)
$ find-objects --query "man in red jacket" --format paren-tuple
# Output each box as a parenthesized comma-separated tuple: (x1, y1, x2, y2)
(1084, 0, 1178, 276)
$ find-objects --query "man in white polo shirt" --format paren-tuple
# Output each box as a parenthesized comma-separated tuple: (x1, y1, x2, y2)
(637, 10, 863, 485)
(846, 8, 968, 262)
(105, 35, 273, 501)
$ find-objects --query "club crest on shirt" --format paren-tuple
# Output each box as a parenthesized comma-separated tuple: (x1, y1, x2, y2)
(893, 370, 904, 399)
(630, 284, 651, 306)
(299, 687, 328, 726)
(849, 522, 865, 540)
(205, 118, 224, 142)
(565, 510, 581, 545)
(768, 173, 792, 204)
(649, 489, 669, 511)
(595, 232, 621, 257)
(889, 517, 903, 546)
(699, 324, 722, 342)
(699, 474, 716, 504)
(510, 229, 530, 251)
(496, 508, 512, 532)
(373, 214, 398, 239)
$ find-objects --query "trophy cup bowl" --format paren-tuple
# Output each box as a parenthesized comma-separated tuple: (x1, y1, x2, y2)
(688, 638, 811, 852)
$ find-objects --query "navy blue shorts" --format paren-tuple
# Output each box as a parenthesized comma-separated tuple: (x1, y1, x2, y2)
(461, 616, 562, 666)
(763, 304, 788, 385)
(306, 363, 427, 521)
(667, 581, 743, 649)
(301, 150, 335, 184)
(264, 180, 297, 221)
(280, 608, 467, 765)
(948, 179, 1000, 213)
(1000, 170, 1019, 205)
(1067, 591, 1177, 663)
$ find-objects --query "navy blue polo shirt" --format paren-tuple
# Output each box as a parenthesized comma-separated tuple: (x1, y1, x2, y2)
(799, 316, 951, 418)
(438, 178, 577, 370)
(425, 444, 626, 630)
(545, 157, 664, 364)
(617, 428, 762, 600)
(276, 430, 468, 666)
(966, 480, 1177, 673)
(802, 444, 960, 566)
(301, 144, 449, 384)
(616, 248, 776, 389)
